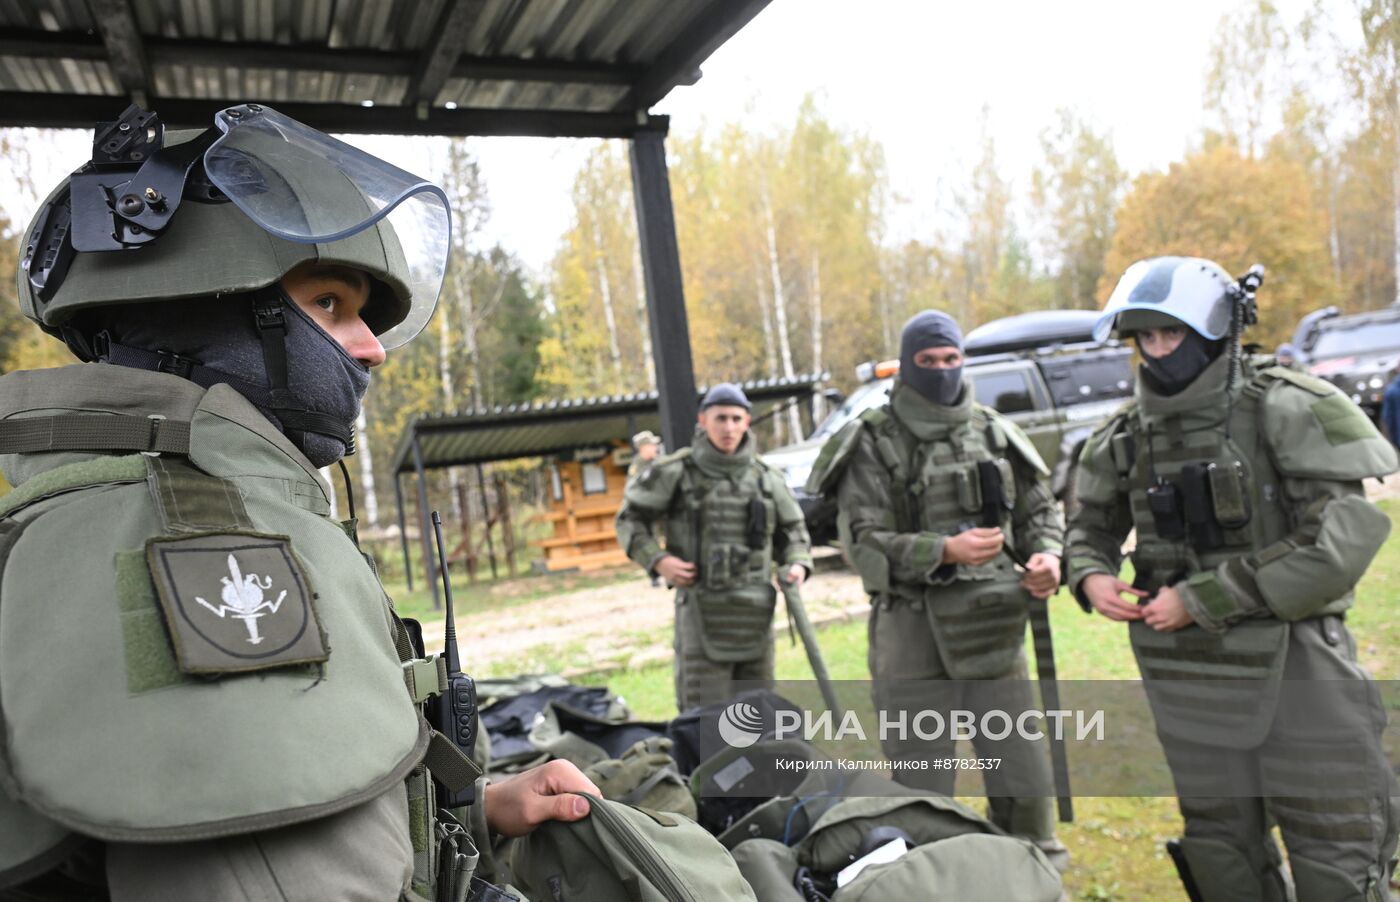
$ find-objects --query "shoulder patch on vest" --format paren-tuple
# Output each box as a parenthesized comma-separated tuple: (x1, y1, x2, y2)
(982, 407, 1050, 477)
(145, 532, 328, 674)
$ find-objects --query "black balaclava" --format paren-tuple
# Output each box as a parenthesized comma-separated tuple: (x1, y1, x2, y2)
(1137, 328, 1222, 396)
(95, 289, 370, 468)
(900, 310, 964, 406)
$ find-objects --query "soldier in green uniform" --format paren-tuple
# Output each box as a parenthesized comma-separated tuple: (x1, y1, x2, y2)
(615, 384, 813, 712)
(1066, 256, 1400, 901)
(627, 430, 662, 482)
(807, 311, 1067, 863)
(0, 104, 598, 901)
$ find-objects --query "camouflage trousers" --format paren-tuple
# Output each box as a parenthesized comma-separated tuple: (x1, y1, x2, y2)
(5, 787, 417, 901)
(1161, 618, 1399, 902)
(672, 594, 774, 713)
(867, 595, 1057, 843)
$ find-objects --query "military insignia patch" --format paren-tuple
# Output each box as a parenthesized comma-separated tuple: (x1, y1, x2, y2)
(145, 533, 328, 673)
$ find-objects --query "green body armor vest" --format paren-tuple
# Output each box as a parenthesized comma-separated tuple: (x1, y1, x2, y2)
(669, 459, 780, 662)
(1110, 370, 1308, 747)
(838, 405, 1030, 680)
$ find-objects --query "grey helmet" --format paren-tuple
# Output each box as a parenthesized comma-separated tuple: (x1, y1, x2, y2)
(1094, 257, 1238, 342)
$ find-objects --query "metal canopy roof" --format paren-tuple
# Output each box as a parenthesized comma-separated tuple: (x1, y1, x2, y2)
(0, 0, 772, 136)
(391, 373, 823, 473)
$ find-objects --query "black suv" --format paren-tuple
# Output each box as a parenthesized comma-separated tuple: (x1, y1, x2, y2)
(764, 310, 1135, 544)
(1294, 303, 1400, 420)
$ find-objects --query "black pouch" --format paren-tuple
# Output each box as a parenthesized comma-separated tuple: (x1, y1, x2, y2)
(977, 459, 1012, 527)
(1179, 463, 1224, 552)
(1146, 481, 1185, 540)
(1207, 461, 1251, 529)
(746, 496, 767, 549)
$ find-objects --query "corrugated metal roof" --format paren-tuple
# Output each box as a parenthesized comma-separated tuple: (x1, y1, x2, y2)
(0, 0, 773, 135)
(391, 373, 825, 472)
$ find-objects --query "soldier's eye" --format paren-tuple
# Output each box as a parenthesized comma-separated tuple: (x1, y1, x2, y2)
(315, 295, 337, 313)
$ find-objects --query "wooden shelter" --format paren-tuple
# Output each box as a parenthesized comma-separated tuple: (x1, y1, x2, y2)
(534, 442, 632, 572)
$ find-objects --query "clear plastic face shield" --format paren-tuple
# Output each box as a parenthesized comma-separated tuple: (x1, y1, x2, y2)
(24, 103, 449, 351)
(1094, 257, 1236, 342)
(204, 104, 449, 349)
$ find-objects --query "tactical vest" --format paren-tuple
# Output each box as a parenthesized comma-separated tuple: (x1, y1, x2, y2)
(0, 427, 478, 897)
(669, 458, 780, 662)
(840, 405, 1030, 680)
(1104, 370, 1300, 747)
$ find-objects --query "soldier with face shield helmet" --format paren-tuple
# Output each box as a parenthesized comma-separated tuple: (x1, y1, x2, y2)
(0, 103, 599, 902)
(1067, 256, 1400, 901)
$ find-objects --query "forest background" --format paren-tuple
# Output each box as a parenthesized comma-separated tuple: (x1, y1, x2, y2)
(0, 0, 1396, 542)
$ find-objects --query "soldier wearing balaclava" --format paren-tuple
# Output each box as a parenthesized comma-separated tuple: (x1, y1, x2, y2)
(1068, 256, 1400, 901)
(806, 309, 1071, 873)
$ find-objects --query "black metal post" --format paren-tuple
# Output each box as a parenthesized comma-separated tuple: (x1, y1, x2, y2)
(630, 128, 698, 451)
(411, 432, 441, 610)
(394, 473, 413, 592)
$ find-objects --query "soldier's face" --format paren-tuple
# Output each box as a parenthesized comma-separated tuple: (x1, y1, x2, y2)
(280, 262, 387, 368)
(1135, 326, 1188, 360)
(911, 346, 963, 369)
(638, 442, 660, 461)
(698, 406, 750, 454)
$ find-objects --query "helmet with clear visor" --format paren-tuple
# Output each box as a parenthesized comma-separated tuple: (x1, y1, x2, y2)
(18, 103, 449, 358)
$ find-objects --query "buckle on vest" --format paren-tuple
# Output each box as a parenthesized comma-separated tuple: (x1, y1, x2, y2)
(402, 656, 448, 704)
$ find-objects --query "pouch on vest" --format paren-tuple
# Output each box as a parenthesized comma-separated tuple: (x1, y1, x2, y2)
(1180, 463, 1225, 552)
(1207, 461, 1251, 529)
(925, 582, 1029, 680)
(1129, 619, 1289, 749)
(830, 833, 1062, 902)
(507, 793, 759, 902)
(1146, 481, 1186, 541)
(693, 583, 778, 663)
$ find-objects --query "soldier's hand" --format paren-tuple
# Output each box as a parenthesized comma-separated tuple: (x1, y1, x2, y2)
(784, 563, 807, 586)
(1020, 552, 1061, 600)
(1081, 573, 1147, 621)
(1142, 585, 1194, 632)
(942, 528, 1004, 566)
(655, 555, 696, 587)
(483, 759, 601, 837)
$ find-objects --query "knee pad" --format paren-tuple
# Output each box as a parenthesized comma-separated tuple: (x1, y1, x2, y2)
(1177, 836, 1291, 902)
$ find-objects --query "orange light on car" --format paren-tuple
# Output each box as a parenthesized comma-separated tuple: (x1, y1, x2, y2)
(873, 359, 900, 378)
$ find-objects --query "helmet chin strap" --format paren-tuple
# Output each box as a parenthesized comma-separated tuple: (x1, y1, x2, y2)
(248, 289, 355, 451)
(94, 288, 354, 451)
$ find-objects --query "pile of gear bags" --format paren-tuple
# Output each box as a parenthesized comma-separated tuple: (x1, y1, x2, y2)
(474, 678, 1063, 902)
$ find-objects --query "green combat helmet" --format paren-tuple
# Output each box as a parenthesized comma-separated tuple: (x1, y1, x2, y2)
(17, 103, 450, 462)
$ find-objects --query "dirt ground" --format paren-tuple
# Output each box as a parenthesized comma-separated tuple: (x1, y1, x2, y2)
(423, 473, 1400, 677)
(420, 552, 870, 677)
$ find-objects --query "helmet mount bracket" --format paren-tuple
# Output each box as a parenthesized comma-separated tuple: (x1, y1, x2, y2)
(22, 104, 227, 302)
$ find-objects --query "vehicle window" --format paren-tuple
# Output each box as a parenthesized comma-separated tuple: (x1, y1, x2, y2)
(811, 379, 893, 439)
(970, 369, 1034, 414)
(1310, 321, 1400, 359)
(1039, 352, 1134, 407)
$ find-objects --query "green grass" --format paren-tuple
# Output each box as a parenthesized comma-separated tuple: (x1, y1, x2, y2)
(577, 499, 1400, 900)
